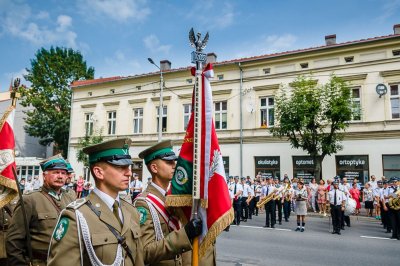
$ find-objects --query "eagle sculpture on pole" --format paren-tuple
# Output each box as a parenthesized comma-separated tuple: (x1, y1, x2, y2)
(189, 27, 209, 52)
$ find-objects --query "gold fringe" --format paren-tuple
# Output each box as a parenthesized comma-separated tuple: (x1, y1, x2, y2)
(0, 174, 18, 208)
(200, 199, 208, 209)
(199, 208, 234, 258)
(165, 195, 192, 207)
(0, 105, 14, 133)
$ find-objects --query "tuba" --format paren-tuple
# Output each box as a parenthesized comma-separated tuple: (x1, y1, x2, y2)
(388, 190, 400, 210)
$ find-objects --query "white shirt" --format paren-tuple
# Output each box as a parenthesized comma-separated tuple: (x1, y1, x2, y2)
(24, 181, 33, 193)
(254, 184, 262, 197)
(151, 181, 167, 196)
(328, 189, 345, 205)
(261, 184, 275, 196)
(93, 187, 123, 222)
(32, 179, 41, 190)
(369, 181, 378, 190)
(242, 183, 253, 197)
(231, 182, 243, 199)
(130, 179, 143, 192)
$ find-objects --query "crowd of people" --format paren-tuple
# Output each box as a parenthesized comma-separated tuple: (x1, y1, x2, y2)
(227, 173, 400, 238)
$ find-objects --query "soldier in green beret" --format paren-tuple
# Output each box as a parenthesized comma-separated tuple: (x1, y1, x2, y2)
(6, 154, 76, 265)
(133, 140, 202, 266)
(48, 138, 144, 266)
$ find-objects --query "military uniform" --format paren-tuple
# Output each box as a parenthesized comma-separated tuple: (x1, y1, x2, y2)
(6, 185, 75, 265)
(134, 182, 192, 265)
(48, 138, 145, 265)
(48, 191, 144, 265)
(0, 197, 18, 265)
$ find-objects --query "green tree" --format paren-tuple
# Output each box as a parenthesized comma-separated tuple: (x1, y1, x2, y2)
(19, 47, 95, 157)
(76, 131, 104, 168)
(270, 75, 354, 181)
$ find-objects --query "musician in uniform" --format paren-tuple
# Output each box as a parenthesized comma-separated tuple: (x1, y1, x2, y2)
(231, 176, 243, 225)
(274, 177, 283, 225)
(133, 140, 203, 265)
(328, 180, 345, 235)
(294, 179, 308, 232)
(48, 138, 145, 265)
(250, 180, 262, 217)
(240, 177, 253, 222)
(261, 177, 276, 228)
(381, 180, 392, 233)
(282, 177, 292, 222)
(6, 155, 76, 265)
(388, 177, 400, 240)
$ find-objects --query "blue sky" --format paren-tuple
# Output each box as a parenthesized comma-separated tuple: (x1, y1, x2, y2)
(1, 0, 400, 92)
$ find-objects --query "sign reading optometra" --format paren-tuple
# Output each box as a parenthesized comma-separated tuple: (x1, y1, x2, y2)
(336, 155, 369, 184)
(292, 156, 318, 184)
(255, 156, 280, 180)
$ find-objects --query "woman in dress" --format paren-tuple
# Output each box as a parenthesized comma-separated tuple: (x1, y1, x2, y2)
(294, 179, 308, 232)
(76, 175, 84, 198)
(363, 182, 374, 217)
(309, 178, 318, 213)
(349, 182, 361, 215)
(317, 179, 327, 216)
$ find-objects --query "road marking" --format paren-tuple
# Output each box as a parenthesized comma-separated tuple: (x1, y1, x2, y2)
(360, 236, 396, 240)
(236, 225, 292, 232)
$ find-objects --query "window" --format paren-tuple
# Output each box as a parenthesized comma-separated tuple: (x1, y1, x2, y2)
(107, 111, 117, 135)
(300, 62, 309, 69)
(383, 155, 400, 179)
(260, 97, 274, 127)
(186, 79, 193, 84)
(136, 85, 142, 91)
(217, 74, 224, 81)
(336, 155, 369, 184)
(84, 113, 94, 135)
(157, 106, 167, 132)
(215, 101, 227, 130)
(392, 49, 400, 56)
(88, 92, 92, 96)
(133, 108, 143, 134)
(344, 56, 354, 63)
(110, 89, 115, 94)
(351, 88, 361, 121)
(183, 104, 192, 130)
(263, 68, 271, 74)
(390, 84, 400, 118)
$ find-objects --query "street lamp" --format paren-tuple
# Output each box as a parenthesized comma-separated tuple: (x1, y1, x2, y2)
(148, 58, 164, 142)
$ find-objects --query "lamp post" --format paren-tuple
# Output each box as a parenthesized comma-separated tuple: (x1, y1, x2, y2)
(148, 58, 164, 142)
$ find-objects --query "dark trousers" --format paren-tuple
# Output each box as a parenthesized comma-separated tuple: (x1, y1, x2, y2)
(233, 199, 242, 225)
(241, 197, 249, 220)
(341, 211, 350, 227)
(265, 200, 276, 226)
(275, 199, 282, 223)
(283, 200, 291, 220)
(382, 203, 391, 230)
(389, 208, 400, 239)
(249, 197, 256, 218)
(131, 191, 140, 201)
(331, 204, 342, 233)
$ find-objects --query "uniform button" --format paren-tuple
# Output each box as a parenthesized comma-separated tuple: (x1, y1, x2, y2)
(5, 219, 8, 222)
(104, 238, 108, 242)
(45, 215, 48, 218)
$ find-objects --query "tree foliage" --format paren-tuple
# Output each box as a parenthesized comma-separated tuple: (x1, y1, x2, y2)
(19, 47, 95, 157)
(76, 130, 104, 168)
(270, 75, 354, 180)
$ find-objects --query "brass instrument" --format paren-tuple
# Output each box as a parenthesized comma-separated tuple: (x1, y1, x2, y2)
(256, 192, 275, 208)
(388, 190, 400, 210)
(283, 183, 292, 201)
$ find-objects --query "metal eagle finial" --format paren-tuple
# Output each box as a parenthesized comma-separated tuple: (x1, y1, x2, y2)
(189, 27, 209, 52)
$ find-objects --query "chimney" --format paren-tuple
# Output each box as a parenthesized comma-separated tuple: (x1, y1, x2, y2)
(325, 34, 336, 45)
(394, 24, 400, 35)
(160, 60, 171, 71)
(206, 52, 217, 64)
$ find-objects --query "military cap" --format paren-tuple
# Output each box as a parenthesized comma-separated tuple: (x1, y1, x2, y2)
(265, 176, 271, 180)
(229, 176, 233, 179)
(383, 180, 388, 185)
(66, 160, 74, 173)
(40, 154, 68, 171)
(332, 179, 339, 185)
(234, 176, 239, 180)
(377, 180, 383, 185)
(139, 140, 177, 164)
(83, 138, 133, 166)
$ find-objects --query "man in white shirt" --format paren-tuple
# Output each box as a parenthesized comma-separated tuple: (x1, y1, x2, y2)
(130, 173, 143, 201)
(232, 176, 243, 225)
(368, 175, 378, 190)
(261, 177, 276, 228)
(328, 180, 346, 235)
(241, 177, 254, 222)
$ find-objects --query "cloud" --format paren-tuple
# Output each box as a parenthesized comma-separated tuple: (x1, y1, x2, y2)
(233, 34, 298, 58)
(0, 1, 79, 48)
(102, 50, 141, 77)
(143, 34, 171, 54)
(78, 0, 151, 23)
(376, 0, 400, 23)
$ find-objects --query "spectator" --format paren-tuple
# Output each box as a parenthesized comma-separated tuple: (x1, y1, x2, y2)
(81, 182, 92, 197)
(368, 175, 377, 190)
(309, 178, 318, 213)
(32, 175, 41, 190)
(317, 179, 327, 216)
(349, 182, 361, 215)
(24, 176, 33, 193)
(363, 183, 374, 217)
(130, 173, 143, 201)
(76, 175, 85, 198)
(19, 178, 25, 193)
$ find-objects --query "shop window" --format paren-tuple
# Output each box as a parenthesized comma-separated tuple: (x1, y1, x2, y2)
(292, 156, 318, 184)
(336, 155, 369, 184)
(255, 156, 280, 180)
(383, 155, 400, 179)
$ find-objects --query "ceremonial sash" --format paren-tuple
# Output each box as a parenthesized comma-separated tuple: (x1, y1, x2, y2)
(146, 193, 180, 231)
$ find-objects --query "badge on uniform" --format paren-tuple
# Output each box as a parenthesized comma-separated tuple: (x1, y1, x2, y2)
(137, 207, 148, 225)
(53, 217, 69, 241)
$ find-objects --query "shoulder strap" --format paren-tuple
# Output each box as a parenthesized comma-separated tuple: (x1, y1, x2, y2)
(40, 191, 62, 213)
(85, 200, 134, 263)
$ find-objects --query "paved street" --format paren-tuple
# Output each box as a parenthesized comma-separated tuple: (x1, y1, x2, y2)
(216, 212, 399, 266)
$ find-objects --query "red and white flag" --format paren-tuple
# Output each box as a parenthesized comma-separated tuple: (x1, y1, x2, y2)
(0, 105, 18, 208)
(166, 63, 233, 256)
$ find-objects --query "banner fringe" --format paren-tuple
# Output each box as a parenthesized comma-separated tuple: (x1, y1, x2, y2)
(166, 195, 208, 209)
(0, 174, 18, 208)
(199, 207, 234, 258)
(0, 105, 14, 132)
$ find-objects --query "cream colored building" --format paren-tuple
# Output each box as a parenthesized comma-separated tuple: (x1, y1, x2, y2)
(68, 25, 400, 184)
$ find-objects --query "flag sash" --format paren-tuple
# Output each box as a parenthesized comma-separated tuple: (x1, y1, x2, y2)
(146, 193, 180, 231)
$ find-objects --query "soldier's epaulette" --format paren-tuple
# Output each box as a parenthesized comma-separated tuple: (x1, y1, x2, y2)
(66, 198, 88, 210)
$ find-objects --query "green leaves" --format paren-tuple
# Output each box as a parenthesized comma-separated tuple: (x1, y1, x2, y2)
(270, 75, 354, 180)
(19, 47, 94, 157)
(76, 131, 104, 167)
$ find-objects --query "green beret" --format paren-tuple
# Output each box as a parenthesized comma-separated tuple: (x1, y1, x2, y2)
(139, 140, 177, 164)
(83, 138, 132, 166)
(40, 154, 68, 171)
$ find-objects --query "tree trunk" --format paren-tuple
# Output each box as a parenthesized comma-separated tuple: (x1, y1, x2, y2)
(313, 155, 324, 182)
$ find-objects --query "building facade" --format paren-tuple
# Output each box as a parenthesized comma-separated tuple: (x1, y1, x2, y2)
(68, 25, 400, 184)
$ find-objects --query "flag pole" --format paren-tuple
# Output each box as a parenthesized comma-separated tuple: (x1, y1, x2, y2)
(189, 27, 209, 266)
